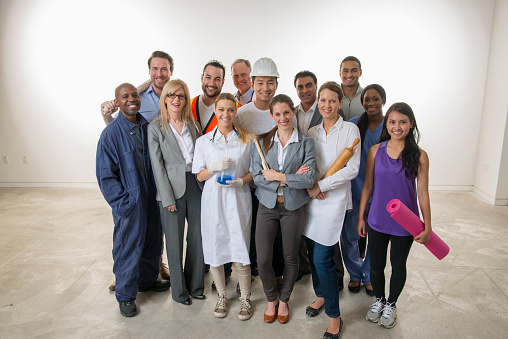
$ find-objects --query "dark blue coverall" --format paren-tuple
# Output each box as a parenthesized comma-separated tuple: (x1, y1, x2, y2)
(96, 112, 162, 302)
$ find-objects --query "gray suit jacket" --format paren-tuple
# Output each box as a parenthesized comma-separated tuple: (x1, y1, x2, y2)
(252, 132, 316, 211)
(147, 119, 201, 207)
(296, 104, 322, 135)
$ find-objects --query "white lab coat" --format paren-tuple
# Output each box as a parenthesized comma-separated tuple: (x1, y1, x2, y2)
(192, 127, 252, 266)
(303, 118, 361, 246)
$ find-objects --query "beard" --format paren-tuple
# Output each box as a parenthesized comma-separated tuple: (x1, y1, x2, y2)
(203, 85, 220, 98)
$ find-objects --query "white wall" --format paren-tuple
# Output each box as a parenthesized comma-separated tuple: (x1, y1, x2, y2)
(474, 0, 508, 205)
(0, 0, 502, 198)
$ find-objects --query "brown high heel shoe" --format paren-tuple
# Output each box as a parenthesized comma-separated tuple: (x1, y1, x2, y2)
(264, 302, 279, 323)
(278, 302, 289, 324)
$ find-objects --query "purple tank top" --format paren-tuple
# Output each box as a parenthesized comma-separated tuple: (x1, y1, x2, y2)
(368, 141, 418, 236)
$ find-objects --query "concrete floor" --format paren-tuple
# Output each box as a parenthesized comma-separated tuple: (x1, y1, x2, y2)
(0, 188, 507, 338)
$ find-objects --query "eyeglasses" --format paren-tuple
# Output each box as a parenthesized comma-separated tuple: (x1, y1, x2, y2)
(166, 93, 186, 100)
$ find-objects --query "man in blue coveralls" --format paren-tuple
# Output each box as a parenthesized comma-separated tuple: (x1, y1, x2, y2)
(96, 83, 170, 317)
(100, 51, 173, 290)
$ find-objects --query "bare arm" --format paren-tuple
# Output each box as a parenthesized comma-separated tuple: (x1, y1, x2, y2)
(414, 149, 432, 244)
(241, 172, 253, 184)
(197, 168, 213, 182)
(357, 144, 378, 237)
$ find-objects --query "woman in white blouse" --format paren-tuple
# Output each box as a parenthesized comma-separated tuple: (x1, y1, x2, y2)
(303, 81, 360, 339)
(148, 79, 205, 306)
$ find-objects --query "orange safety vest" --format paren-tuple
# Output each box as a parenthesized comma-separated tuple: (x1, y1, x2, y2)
(191, 95, 241, 134)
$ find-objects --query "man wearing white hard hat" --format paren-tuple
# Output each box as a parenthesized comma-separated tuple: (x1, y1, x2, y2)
(235, 57, 281, 134)
(235, 57, 286, 286)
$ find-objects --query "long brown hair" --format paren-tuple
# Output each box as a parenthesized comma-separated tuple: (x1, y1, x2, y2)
(380, 102, 421, 179)
(257, 94, 295, 152)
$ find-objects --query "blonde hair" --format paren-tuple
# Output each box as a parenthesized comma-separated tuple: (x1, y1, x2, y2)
(155, 79, 198, 131)
(214, 93, 253, 144)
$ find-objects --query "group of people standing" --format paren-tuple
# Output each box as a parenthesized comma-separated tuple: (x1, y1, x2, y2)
(96, 51, 432, 339)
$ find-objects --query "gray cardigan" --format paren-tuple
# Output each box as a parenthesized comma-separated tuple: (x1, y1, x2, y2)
(252, 132, 316, 211)
(147, 118, 201, 207)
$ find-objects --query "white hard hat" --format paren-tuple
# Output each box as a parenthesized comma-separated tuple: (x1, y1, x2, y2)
(251, 57, 279, 78)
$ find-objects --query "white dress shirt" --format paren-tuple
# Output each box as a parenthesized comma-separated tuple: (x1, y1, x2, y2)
(170, 123, 195, 172)
(274, 128, 299, 195)
(296, 101, 317, 136)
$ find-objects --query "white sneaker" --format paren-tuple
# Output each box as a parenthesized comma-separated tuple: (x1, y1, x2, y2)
(378, 302, 397, 328)
(214, 295, 227, 318)
(238, 297, 252, 321)
(366, 298, 385, 322)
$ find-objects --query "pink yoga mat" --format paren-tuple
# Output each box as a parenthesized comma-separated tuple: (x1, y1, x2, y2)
(386, 199, 449, 260)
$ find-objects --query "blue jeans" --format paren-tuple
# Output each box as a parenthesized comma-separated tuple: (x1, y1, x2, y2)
(305, 236, 340, 318)
(341, 201, 371, 284)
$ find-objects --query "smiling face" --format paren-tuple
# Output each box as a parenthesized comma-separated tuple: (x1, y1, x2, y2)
(231, 62, 251, 95)
(201, 65, 225, 99)
(318, 88, 343, 120)
(252, 76, 278, 103)
(339, 60, 362, 88)
(115, 84, 141, 117)
(270, 102, 295, 132)
(164, 87, 187, 117)
(214, 99, 237, 129)
(295, 76, 317, 107)
(386, 111, 413, 141)
(149, 57, 172, 91)
(362, 88, 384, 117)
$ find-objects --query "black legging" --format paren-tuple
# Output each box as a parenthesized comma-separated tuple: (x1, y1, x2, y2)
(367, 225, 413, 304)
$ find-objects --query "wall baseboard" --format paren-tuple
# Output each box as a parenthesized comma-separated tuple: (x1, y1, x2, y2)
(429, 185, 473, 191)
(0, 182, 97, 189)
(472, 187, 508, 206)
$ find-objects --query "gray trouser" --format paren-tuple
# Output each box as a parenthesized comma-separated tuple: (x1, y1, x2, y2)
(256, 202, 305, 303)
(159, 172, 204, 302)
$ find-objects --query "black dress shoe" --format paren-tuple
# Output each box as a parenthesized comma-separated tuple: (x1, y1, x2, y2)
(323, 317, 343, 339)
(305, 304, 324, 317)
(179, 298, 191, 305)
(119, 300, 137, 317)
(365, 286, 376, 296)
(192, 294, 206, 300)
(348, 281, 361, 293)
(139, 279, 170, 292)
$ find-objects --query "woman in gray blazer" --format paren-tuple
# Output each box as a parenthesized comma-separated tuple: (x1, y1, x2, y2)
(148, 79, 204, 306)
(252, 94, 316, 324)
